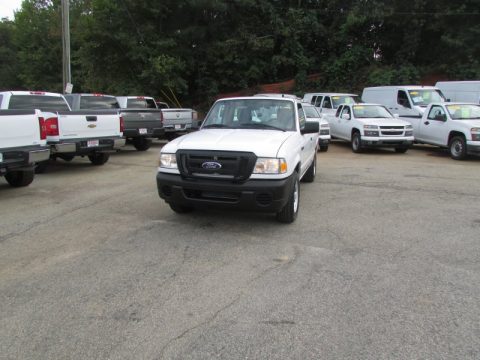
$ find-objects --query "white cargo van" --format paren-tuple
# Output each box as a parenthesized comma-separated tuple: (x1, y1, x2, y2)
(362, 86, 446, 118)
(435, 81, 480, 104)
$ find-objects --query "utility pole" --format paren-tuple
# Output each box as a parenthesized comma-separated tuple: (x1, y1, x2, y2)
(61, 0, 72, 93)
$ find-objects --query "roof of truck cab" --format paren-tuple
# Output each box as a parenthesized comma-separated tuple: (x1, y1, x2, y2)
(69, 93, 116, 97)
(116, 96, 155, 99)
(363, 86, 439, 90)
(216, 96, 297, 102)
(303, 92, 358, 97)
(1, 91, 64, 97)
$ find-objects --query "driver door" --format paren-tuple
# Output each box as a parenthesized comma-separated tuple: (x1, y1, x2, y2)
(338, 106, 352, 140)
(423, 105, 449, 145)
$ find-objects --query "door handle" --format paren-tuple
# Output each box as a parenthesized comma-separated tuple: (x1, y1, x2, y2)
(424, 121, 430, 125)
(301, 146, 305, 150)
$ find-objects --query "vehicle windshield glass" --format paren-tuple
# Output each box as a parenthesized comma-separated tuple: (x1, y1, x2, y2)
(331, 95, 358, 108)
(303, 105, 320, 118)
(203, 99, 296, 131)
(80, 96, 119, 109)
(126, 98, 157, 108)
(408, 90, 445, 106)
(9, 95, 70, 111)
(353, 105, 393, 118)
(446, 104, 480, 120)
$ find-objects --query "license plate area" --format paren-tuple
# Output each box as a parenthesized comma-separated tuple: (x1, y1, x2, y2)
(174, 124, 182, 130)
(139, 128, 148, 134)
(87, 140, 99, 148)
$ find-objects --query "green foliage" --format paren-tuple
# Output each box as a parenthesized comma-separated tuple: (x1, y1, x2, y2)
(2, 0, 480, 105)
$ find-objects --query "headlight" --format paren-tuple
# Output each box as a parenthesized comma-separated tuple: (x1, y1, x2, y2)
(364, 125, 379, 130)
(159, 153, 177, 169)
(254, 158, 287, 174)
(405, 124, 413, 129)
(321, 123, 330, 128)
(405, 130, 414, 136)
(472, 128, 480, 141)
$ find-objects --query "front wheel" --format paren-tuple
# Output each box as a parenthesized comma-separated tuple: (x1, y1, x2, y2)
(5, 170, 35, 187)
(449, 136, 467, 160)
(133, 137, 151, 151)
(319, 145, 329, 152)
(276, 174, 300, 223)
(169, 203, 194, 213)
(395, 147, 408, 154)
(351, 132, 363, 153)
(88, 153, 110, 165)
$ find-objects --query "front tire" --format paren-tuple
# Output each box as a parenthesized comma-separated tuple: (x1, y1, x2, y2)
(88, 153, 110, 165)
(449, 136, 467, 160)
(395, 147, 408, 154)
(319, 145, 329, 152)
(351, 132, 363, 153)
(5, 170, 35, 187)
(276, 173, 300, 223)
(133, 137, 152, 151)
(169, 203, 194, 213)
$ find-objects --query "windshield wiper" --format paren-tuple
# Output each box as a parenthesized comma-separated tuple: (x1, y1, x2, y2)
(202, 124, 231, 129)
(239, 123, 286, 132)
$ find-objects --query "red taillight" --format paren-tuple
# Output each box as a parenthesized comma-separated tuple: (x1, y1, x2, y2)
(44, 117, 59, 136)
(39, 117, 47, 140)
(119, 116, 124, 133)
(93, 93, 104, 97)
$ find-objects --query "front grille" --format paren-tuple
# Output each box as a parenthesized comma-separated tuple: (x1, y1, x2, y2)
(380, 126, 404, 129)
(381, 131, 404, 136)
(183, 189, 240, 202)
(320, 130, 330, 135)
(177, 150, 257, 182)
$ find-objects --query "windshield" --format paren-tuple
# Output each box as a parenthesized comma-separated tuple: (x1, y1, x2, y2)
(303, 105, 320, 118)
(80, 96, 119, 109)
(408, 90, 445, 106)
(8, 95, 70, 111)
(353, 105, 393, 118)
(203, 99, 296, 131)
(446, 104, 480, 120)
(126, 98, 157, 108)
(331, 95, 358, 108)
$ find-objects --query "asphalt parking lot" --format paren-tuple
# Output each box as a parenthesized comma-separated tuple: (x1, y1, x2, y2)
(1, 141, 479, 359)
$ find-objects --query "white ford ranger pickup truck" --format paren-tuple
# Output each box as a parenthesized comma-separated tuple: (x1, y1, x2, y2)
(407, 103, 480, 160)
(329, 103, 414, 153)
(0, 109, 50, 187)
(156, 96, 319, 223)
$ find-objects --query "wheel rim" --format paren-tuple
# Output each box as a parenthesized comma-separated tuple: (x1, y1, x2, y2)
(451, 139, 463, 157)
(293, 180, 299, 213)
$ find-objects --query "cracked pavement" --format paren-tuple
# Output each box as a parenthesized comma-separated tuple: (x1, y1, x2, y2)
(0, 141, 479, 359)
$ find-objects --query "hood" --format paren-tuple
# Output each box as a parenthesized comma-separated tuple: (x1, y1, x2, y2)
(356, 118, 411, 126)
(163, 129, 293, 157)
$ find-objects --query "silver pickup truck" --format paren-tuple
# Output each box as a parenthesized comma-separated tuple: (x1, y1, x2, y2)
(67, 94, 164, 151)
(160, 106, 199, 140)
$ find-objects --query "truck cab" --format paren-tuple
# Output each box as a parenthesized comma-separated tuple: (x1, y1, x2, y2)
(362, 86, 446, 119)
(303, 93, 358, 118)
(156, 96, 319, 223)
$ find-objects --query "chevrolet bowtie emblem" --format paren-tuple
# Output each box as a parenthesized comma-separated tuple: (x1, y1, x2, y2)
(88, 124, 97, 128)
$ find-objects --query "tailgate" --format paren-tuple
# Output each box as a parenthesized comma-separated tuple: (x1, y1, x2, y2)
(57, 111, 121, 140)
(0, 110, 44, 149)
(120, 109, 163, 129)
(162, 109, 193, 126)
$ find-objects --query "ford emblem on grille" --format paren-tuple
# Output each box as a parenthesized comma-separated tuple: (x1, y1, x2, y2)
(202, 161, 222, 170)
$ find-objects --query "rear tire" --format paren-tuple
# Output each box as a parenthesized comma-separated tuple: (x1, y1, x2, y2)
(5, 170, 35, 187)
(449, 136, 467, 160)
(169, 203, 194, 213)
(276, 173, 300, 223)
(302, 156, 316, 183)
(395, 147, 408, 154)
(351, 132, 363, 153)
(88, 153, 110, 165)
(133, 137, 152, 151)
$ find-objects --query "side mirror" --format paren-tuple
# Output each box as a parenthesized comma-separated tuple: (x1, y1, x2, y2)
(434, 114, 447, 122)
(341, 113, 351, 120)
(446, 98, 451, 102)
(301, 121, 319, 134)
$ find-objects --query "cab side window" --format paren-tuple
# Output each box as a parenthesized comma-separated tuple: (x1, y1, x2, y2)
(428, 106, 446, 121)
(335, 105, 343, 117)
(323, 96, 333, 109)
(311, 96, 317, 105)
(340, 106, 351, 118)
(297, 103, 306, 130)
(315, 96, 323, 107)
(397, 91, 411, 108)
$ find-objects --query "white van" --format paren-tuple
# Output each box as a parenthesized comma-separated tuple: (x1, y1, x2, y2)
(302, 93, 358, 118)
(435, 81, 480, 104)
(361, 86, 446, 118)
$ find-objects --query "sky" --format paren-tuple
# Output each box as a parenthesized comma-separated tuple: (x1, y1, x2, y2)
(0, 0, 23, 20)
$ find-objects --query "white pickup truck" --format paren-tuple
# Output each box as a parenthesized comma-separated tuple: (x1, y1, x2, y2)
(156, 96, 319, 223)
(406, 103, 480, 160)
(0, 91, 125, 171)
(328, 103, 414, 153)
(0, 109, 50, 187)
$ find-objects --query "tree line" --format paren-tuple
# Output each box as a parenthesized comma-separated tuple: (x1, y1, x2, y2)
(1, 0, 479, 108)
